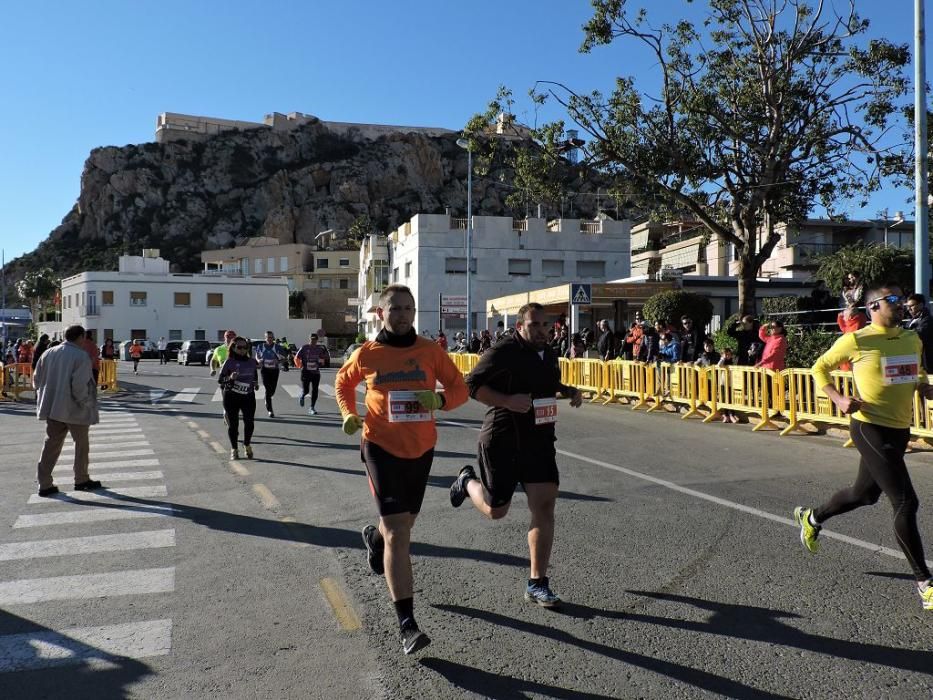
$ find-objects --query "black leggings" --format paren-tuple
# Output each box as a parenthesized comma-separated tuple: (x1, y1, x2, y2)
(260, 368, 279, 412)
(815, 418, 931, 581)
(301, 370, 321, 407)
(222, 391, 256, 449)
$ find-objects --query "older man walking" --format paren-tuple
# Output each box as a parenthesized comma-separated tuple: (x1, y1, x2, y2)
(33, 325, 104, 497)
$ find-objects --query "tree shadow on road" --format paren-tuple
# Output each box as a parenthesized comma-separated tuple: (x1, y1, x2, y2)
(434, 604, 791, 700)
(0, 609, 155, 699)
(419, 657, 618, 699)
(623, 590, 933, 675)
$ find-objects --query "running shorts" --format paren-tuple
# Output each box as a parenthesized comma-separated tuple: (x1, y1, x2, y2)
(477, 437, 559, 508)
(361, 440, 434, 516)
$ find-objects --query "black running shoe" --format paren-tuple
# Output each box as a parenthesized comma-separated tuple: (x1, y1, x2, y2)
(37, 486, 59, 497)
(74, 480, 103, 491)
(450, 465, 476, 508)
(399, 620, 430, 655)
(361, 525, 384, 575)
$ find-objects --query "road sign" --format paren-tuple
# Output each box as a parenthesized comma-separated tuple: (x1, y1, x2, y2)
(441, 294, 468, 317)
(571, 283, 592, 305)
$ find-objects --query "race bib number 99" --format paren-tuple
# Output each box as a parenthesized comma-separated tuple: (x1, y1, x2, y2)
(533, 397, 558, 425)
(387, 391, 432, 423)
(881, 355, 919, 385)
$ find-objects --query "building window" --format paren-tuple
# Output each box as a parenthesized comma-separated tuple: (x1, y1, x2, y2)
(169, 329, 183, 341)
(508, 259, 531, 276)
(174, 292, 190, 307)
(445, 257, 476, 274)
(194, 329, 206, 340)
(339, 258, 350, 267)
(405, 262, 412, 279)
(317, 258, 329, 269)
(131, 329, 147, 340)
(339, 278, 350, 289)
(207, 293, 223, 308)
(241, 258, 250, 275)
(102, 291, 114, 305)
(267, 257, 275, 273)
(320, 279, 332, 289)
(86, 291, 98, 316)
(255, 258, 264, 274)
(130, 292, 147, 307)
(542, 259, 564, 277)
(392, 267, 399, 282)
(576, 260, 605, 277)
(280, 256, 288, 273)
(216, 330, 227, 341)
(104, 328, 114, 342)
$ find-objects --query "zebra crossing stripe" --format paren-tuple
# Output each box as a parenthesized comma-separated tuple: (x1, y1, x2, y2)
(85, 458, 160, 470)
(211, 388, 223, 402)
(282, 385, 302, 398)
(319, 384, 336, 397)
(0, 529, 175, 561)
(0, 619, 173, 673)
(14, 505, 174, 529)
(72, 470, 164, 483)
(27, 485, 168, 505)
(68, 432, 144, 443)
(89, 427, 143, 435)
(67, 449, 156, 460)
(0, 567, 175, 605)
(170, 387, 200, 403)
(61, 441, 150, 452)
(212, 386, 268, 401)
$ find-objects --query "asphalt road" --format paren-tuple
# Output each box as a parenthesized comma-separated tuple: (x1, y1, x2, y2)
(1, 358, 932, 699)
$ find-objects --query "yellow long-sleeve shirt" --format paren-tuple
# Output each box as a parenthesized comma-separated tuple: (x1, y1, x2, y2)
(335, 336, 468, 458)
(812, 323, 927, 429)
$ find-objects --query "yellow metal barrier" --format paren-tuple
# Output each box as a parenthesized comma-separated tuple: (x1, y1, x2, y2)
(98, 359, 120, 392)
(703, 366, 781, 431)
(2, 363, 34, 401)
(603, 360, 651, 410)
(448, 353, 480, 375)
(573, 358, 609, 402)
(646, 363, 703, 419)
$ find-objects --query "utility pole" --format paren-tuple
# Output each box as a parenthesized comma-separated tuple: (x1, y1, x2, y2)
(915, 0, 930, 294)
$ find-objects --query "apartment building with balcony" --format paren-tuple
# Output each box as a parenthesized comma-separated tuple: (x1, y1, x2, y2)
(353, 234, 391, 339)
(200, 234, 359, 336)
(383, 213, 630, 336)
(57, 252, 319, 345)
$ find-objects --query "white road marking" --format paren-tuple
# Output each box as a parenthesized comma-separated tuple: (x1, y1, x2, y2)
(87, 458, 160, 470)
(319, 384, 335, 397)
(69, 470, 164, 482)
(213, 387, 265, 401)
(170, 387, 200, 403)
(27, 485, 167, 505)
(149, 390, 167, 403)
(60, 449, 155, 460)
(88, 426, 142, 435)
(0, 530, 175, 561)
(67, 432, 144, 443)
(211, 388, 222, 402)
(437, 418, 933, 570)
(282, 385, 302, 398)
(0, 619, 173, 673)
(61, 441, 150, 452)
(14, 505, 174, 529)
(0, 567, 175, 605)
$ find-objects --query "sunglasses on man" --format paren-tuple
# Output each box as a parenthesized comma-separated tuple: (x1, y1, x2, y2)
(867, 294, 903, 306)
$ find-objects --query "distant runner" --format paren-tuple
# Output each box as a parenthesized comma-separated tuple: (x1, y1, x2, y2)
(218, 336, 258, 460)
(256, 331, 288, 418)
(295, 333, 330, 415)
(335, 284, 468, 655)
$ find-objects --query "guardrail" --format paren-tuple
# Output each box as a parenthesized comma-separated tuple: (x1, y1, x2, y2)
(1, 363, 34, 401)
(99, 359, 120, 393)
(449, 353, 933, 444)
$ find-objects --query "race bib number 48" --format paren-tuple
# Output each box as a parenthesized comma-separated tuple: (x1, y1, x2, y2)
(533, 397, 558, 425)
(882, 355, 919, 385)
(387, 391, 432, 423)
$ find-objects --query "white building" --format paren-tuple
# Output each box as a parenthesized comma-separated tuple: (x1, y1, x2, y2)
(58, 252, 320, 345)
(353, 234, 391, 339)
(383, 214, 630, 336)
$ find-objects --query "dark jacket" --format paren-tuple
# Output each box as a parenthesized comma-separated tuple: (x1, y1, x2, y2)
(597, 329, 616, 360)
(727, 321, 760, 366)
(638, 328, 659, 363)
(679, 327, 705, 363)
(909, 309, 933, 371)
(466, 334, 572, 446)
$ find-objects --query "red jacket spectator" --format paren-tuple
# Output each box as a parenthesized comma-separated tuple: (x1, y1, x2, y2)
(756, 322, 787, 371)
(835, 308, 867, 372)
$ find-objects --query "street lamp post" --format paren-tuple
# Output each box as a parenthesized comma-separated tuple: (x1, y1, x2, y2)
(915, 0, 930, 295)
(456, 138, 473, 341)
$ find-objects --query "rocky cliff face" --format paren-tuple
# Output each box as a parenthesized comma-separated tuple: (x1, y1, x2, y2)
(13, 119, 520, 276)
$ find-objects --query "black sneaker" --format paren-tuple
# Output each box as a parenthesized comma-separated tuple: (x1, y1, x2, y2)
(37, 486, 59, 497)
(450, 465, 477, 508)
(399, 620, 430, 655)
(361, 525, 385, 575)
(74, 480, 103, 491)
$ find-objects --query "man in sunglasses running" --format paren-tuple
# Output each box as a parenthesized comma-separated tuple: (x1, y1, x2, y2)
(794, 283, 933, 611)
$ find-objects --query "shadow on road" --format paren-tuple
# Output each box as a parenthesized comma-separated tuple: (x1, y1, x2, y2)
(434, 604, 791, 699)
(0, 610, 154, 699)
(624, 590, 933, 675)
(419, 657, 618, 699)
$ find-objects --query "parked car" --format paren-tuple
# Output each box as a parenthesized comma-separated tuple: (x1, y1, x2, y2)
(177, 340, 212, 366)
(164, 341, 183, 362)
(204, 342, 223, 367)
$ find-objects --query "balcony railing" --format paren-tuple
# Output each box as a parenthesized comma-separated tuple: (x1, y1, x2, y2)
(451, 217, 467, 230)
(581, 220, 603, 234)
(512, 218, 528, 232)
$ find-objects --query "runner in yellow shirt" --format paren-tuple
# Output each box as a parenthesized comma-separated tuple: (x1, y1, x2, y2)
(794, 284, 933, 610)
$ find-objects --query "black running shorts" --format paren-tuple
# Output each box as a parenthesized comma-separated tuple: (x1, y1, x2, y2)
(361, 440, 434, 517)
(477, 438, 559, 508)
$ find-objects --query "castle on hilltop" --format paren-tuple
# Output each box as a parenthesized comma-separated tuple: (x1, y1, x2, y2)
(155, 111, 456, 143)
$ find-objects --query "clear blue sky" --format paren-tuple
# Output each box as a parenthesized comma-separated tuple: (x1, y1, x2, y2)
(0, 0, 928, 262)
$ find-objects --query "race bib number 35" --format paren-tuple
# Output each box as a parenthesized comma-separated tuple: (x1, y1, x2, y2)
(533, 397, 558, 425)
(882, 355, 919, 385)
(388, 391, 432, 423)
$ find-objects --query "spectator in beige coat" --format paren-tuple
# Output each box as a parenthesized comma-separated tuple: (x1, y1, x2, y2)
(33, 325, 104, 497)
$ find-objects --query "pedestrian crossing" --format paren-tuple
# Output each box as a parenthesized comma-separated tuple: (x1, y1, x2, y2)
(139, 381, 366, 403)
(0, 408, 175, 674)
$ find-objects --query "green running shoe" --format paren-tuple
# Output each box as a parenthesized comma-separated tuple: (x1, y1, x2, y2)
(793, 506, 821, 554)
(920, 581, 933, 611)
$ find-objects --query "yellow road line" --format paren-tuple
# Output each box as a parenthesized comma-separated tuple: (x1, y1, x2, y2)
(229, 460, 250, 476)
(186, 421, 199, 430)
(196, 430, 211, 440)
(209, 441, 226, 454)
(252, 483, 280, 510)
(320, 578, 362, 631)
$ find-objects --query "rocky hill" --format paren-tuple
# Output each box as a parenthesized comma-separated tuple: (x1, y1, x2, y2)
(8, 119, 521, 278)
